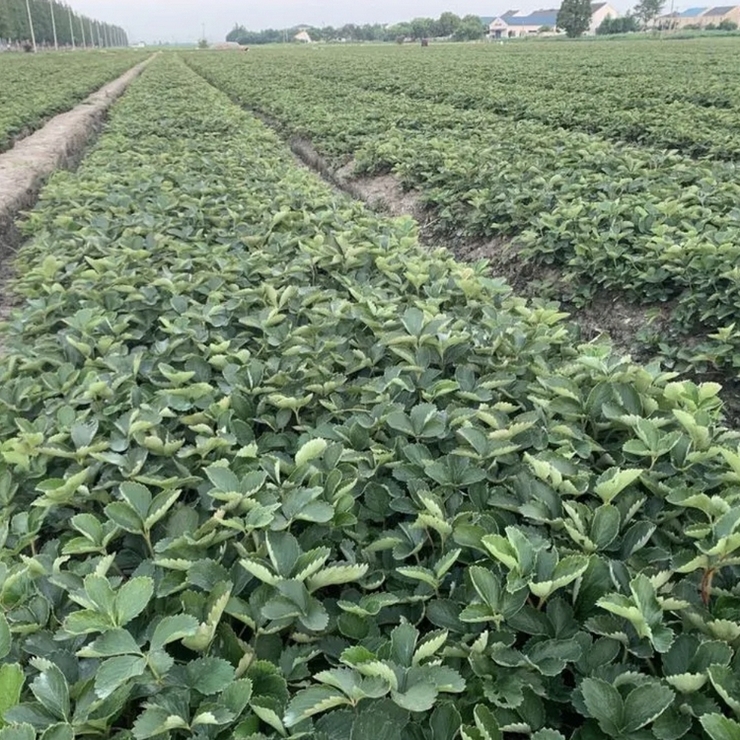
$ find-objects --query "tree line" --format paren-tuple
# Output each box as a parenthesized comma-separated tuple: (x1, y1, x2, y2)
(225, 12, 487, 45)
(0, 0, 128, 48)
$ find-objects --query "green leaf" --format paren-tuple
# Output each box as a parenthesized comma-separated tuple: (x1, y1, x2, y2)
(0, 614, 9, 660)
(38, 724, 71, 740)
(306, 564, 369, 591)
(468, 566, 501, 607)
(430, 703, 462, 740)
(581, 677, 623, 736)
(94, 655, 147, 699)
(71, 420, 98, 449)
(350, 701, 409, 740)
(62, 610, 111, 635)
(119, 481, 152, 518)
(594, 467, 643, 504)
(104, 502, 144, 533)
(265, 531, 301, 577)
(145, 489, 180, 528)
(150, 614, 199, 650)
(30, 665, 69, 722)
(590, 505, 621, 550)
(205, 464, 241, 491)
(185, 657, 235, 695)
(472, 705, 502, 740)
(316, 709, 355, 740)
(390, 622, 418, 666)
(413, 631, 448, 664)
(220, 679, 254, 718)
(284, 687, 350, 727)
(115, 577, 154, 626)
(132, 707, 173, 740)
(84, 574, 116, 616)
(77, 629, 141, 658)
(530, 555, 589, 599)
(391, 681, 438, 712)
(295, 438, 327, 467)
(0, 725, 35, 740)
(708, 665, 740, 714)
(622, 683, 674, 732)
(481, 534, 519, 571)
(0, 665, 25, 727)
(700, 714, 740, 740)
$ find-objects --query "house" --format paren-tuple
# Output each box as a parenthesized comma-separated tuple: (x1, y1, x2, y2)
(656, 5, 740, 27)
(589, 1, 619, 31)
(700, 4, 740, 23)
(486, 2, 618, 36)
(487, 8, 559, 37)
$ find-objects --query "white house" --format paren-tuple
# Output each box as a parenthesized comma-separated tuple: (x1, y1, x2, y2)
(589, 1, 619, 31)
(486, 3, 619, 36)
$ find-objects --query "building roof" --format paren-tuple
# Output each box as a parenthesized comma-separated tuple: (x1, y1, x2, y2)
(502, 9, 520, 16)
(480, 16, 496, 24)
(704, 5, 736, 14)
(679, 7, 708, 16)
(505, 10, 559, 25)
(591, 2, 607, 10)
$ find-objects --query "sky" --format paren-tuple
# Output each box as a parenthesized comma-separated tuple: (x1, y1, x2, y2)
(72, 0, 643, 43)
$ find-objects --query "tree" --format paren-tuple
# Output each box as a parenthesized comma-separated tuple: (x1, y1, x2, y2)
(452, 14, 485, 40)
(633, 0, 664, 28)
(596, 15, 639, 33)
(226, 24, 247, 42)
(409, 17, 435, 39)
(718, 18, 738, 29)
(437, 11, 461, 37)
(557, 0, 592, 36)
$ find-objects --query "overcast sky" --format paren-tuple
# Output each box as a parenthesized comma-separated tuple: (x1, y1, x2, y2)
(71, 0, 640, 43)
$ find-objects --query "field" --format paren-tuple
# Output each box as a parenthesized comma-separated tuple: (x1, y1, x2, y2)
(0, 51, 147, 153)
(1, 43, 740, 740)
(185, 39, 740, 381)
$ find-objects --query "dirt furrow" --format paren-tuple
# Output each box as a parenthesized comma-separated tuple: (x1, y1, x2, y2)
(0, 55, 154, 255)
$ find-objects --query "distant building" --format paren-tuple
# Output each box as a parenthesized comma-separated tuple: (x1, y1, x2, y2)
(657, 4, 740, 27)
(589, 1, 618, 31)
(294, 30, 313, 42)
(485, 2, 618, 36)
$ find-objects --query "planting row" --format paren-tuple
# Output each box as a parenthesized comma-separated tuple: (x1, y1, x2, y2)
(0, 50, 147, 153)
(2, 53, 740, 740)
(233, 41, 740, 161)
(185, 50, 740, 376)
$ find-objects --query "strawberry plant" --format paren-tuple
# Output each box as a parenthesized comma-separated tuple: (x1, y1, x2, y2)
(2, 54, 740, 740)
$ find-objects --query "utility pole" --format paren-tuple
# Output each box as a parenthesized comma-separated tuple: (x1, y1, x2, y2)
(24, 0, 37, 51)
(68, 4, 75, 48)
(48, 0, 58, 49)
(80, 15, 86, 47)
